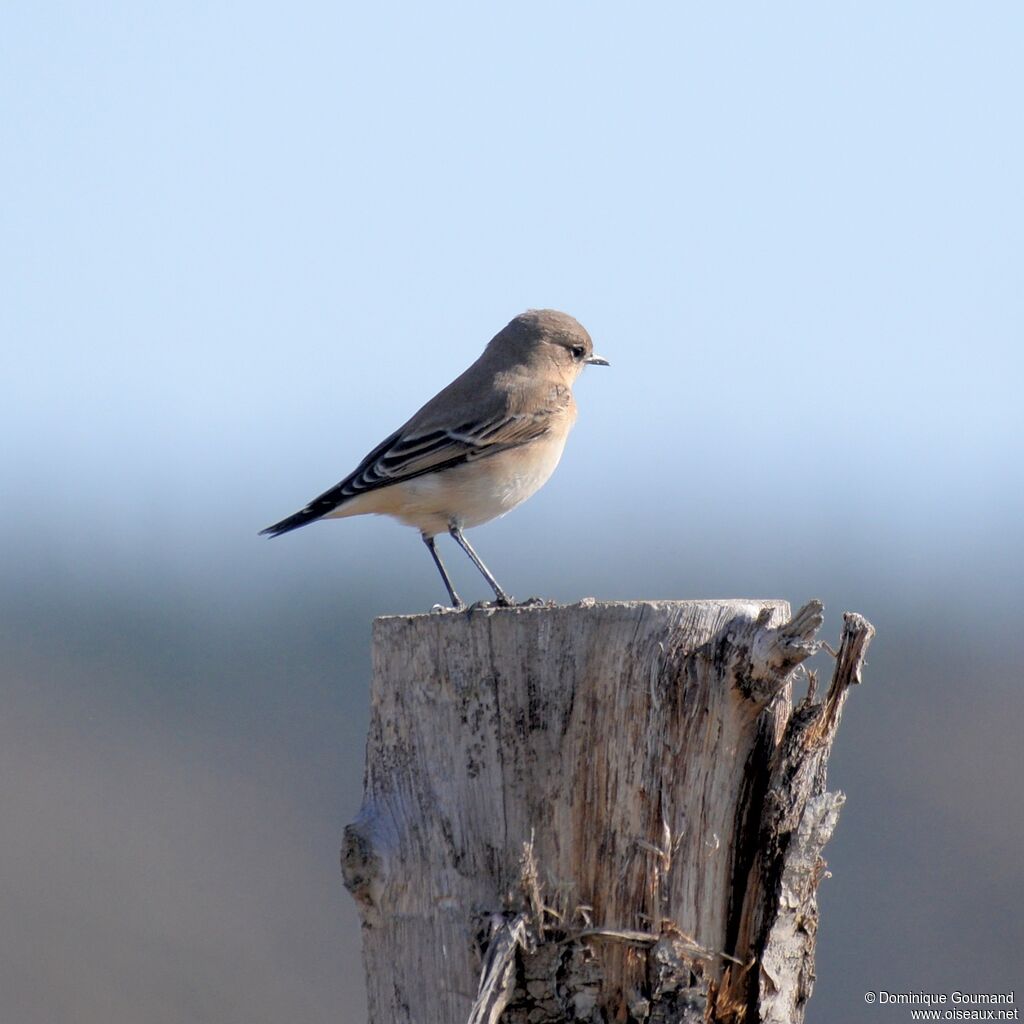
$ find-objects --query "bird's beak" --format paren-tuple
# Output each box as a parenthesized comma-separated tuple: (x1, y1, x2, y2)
(585, 355, 610, 366)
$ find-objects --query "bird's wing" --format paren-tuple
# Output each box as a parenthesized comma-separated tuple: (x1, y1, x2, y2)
(260, 410, 554, 535)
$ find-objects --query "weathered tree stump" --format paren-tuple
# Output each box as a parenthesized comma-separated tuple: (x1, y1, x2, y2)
(342, 599, 874, 1024)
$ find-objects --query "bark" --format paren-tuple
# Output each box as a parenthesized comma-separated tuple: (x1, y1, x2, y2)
(342, 599, 874, 1024)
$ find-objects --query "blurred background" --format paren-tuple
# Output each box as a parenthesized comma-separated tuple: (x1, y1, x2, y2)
(3, 3, 1021, 1022)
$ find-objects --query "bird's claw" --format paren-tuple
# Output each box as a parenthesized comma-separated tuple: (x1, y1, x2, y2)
(466, 597, 515, 612)
(437, 595, 551, 613)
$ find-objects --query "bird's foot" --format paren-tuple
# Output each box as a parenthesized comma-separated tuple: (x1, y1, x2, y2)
(431, 601, 466, 613)
(466, 597, 515, 612)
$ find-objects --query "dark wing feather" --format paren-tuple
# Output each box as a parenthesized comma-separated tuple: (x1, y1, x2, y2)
(260, 413, 551, 537)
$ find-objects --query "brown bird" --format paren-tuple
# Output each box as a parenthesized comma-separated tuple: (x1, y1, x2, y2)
(261, 309, 608, 608)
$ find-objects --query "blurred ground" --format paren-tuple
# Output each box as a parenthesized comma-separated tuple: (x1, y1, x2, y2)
(2, 520, 1021, 1022)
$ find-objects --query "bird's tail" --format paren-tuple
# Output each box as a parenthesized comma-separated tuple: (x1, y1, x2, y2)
(259, 506, 326, 538)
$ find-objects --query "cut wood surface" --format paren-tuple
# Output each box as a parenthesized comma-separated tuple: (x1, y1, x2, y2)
(342, 599, 874, 1024)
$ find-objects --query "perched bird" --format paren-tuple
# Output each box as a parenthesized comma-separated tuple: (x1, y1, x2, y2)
(261, 309, 608, 608)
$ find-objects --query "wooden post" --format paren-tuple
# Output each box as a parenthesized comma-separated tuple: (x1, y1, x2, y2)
(342, 599, 874, 1024)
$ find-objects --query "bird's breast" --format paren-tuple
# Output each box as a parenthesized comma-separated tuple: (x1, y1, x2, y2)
(330, 402, 576, 536)
(484, 430, 570, 520)
(347, 428, 567, 535)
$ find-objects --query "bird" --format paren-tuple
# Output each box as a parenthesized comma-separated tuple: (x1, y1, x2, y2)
(261, 309, 608, 609)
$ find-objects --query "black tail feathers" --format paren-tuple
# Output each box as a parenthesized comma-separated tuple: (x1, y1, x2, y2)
(259, 506, 324, 538)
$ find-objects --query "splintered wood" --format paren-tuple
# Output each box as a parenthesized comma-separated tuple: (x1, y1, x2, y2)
(342, 600, 874, 1024)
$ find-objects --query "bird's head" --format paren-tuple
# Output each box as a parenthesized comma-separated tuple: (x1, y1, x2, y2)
(487, 309, 609, 384)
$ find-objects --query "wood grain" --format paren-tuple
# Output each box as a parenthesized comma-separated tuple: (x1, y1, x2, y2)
(342, 599, 873, 1023)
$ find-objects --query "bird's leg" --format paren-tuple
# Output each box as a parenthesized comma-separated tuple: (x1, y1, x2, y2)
(422, 533, 464, 609)
(448, 524, 513, 607)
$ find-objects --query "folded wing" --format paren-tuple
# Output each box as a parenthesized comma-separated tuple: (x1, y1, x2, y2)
(260, 412, 553, 536)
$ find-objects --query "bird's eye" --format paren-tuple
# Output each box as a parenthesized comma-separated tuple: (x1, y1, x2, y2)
(570, 345, 586, 361)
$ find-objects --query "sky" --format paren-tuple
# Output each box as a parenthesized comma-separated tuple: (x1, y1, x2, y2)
(2, 3, 1022, 1023)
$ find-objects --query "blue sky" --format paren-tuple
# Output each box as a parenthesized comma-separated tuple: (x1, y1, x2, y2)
(5, 2, 1021, 580)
